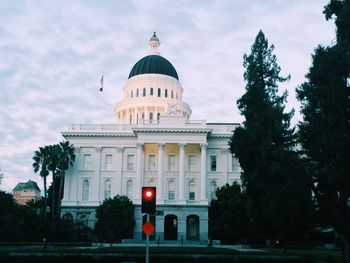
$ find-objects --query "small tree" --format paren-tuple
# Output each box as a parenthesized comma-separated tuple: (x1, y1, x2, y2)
(95, 195, 135, 244)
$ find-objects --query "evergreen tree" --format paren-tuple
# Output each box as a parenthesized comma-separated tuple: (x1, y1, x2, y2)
(230, 31, 314, 244)
(297, 1, 350, 261)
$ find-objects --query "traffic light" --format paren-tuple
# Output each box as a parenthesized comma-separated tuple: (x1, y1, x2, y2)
(142, 187, 156, 214)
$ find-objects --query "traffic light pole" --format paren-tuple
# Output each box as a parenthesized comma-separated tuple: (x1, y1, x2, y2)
(146, 213, 150, 263)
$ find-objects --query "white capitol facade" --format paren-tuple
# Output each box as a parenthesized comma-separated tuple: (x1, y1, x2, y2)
(61, 33, 241, 243)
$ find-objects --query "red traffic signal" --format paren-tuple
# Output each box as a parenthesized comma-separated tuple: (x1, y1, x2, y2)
(142, 187, 156, 214)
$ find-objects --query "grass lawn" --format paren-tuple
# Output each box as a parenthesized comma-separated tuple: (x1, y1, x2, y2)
(267, 248, 343, 263)
(0, 244, 343, 262)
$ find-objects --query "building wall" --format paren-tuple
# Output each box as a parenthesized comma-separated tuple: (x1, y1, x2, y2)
(13, 189, 41, 205)
(61, 117, 241, 242)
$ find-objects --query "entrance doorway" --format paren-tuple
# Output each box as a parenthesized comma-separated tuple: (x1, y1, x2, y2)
(186, 215, 199, 240)
(164, 214, 178, 240)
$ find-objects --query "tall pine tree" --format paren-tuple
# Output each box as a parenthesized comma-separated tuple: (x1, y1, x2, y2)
(297, 0, 350, 261)
(230, 31, 314, 244)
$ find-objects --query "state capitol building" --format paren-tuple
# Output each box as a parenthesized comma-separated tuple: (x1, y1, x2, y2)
(61, 33, 241, 243)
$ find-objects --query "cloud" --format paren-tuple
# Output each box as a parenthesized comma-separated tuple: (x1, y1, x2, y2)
(0, 0, 336, 192)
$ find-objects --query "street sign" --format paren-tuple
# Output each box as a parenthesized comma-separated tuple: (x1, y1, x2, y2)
(142, 221, 155, 236)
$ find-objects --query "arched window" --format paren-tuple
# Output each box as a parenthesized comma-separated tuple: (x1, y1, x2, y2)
(126, 180, 133, 199)
(189, 180, 195, 201)
(150, 87, 154, 96)
(131, 90, 133, 98)
(82, 179, 89, 201)
(136, 88, 139, 97)
(168, 180, 175, 200)
(165, 89, 168, 98)
(143, 88, 146, 97)
(157, 112, 160, 120)
(158, 88, 161, 97)
(149, 112, 153, 122)
(171, 90, 174, 98)
(142, 112, 145, 119)
(104, 179, 111, 199)
(210, 181, 217, 200)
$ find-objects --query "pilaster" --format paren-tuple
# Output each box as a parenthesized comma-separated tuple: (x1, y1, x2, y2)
(200, 143, 208, 202)
(178, 143, 186, 203)
(157, 143, 164, 204)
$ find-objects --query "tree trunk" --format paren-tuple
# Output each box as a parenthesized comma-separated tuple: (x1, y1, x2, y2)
(52, 171, 56, 218)
(43, 175, 48, 249)
(44, 175, 47, 218)
(57, 174, 65, 218)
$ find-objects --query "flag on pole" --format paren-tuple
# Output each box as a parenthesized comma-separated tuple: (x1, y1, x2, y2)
(99, 75, 104, 92)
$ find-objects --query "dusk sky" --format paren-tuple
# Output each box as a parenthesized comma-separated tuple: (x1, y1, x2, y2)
(0, 0, 336, 192)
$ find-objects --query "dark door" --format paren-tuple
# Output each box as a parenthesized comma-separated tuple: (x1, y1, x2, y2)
(186, 215, 199, 240)
(164, 214, 178, 240)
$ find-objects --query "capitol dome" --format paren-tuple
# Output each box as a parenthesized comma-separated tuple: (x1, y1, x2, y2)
(128, 55, 179, 80)
(114, 33, 191, 124)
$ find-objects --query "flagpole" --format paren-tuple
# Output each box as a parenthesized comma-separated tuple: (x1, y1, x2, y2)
(99, 72, 104, 125)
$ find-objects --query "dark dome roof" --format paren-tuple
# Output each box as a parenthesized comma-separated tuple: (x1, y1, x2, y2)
(128, 55, 178, 80)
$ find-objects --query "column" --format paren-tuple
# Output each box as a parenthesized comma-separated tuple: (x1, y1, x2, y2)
(95, 147, 102, 203)
(178, 143, 186, 203)
(200, 143, 207, 201)
(157, 143, 164, 203)
(136, 143, 144, 202)
(116, 147, 123, 196)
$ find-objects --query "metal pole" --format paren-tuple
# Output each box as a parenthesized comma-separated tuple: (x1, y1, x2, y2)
(146, 213, 150, 263)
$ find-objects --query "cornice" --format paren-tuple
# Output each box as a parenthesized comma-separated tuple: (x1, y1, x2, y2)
(133, 127, 212, 134)
(62, 132, 136, 138)
(209, 133, 232, 139)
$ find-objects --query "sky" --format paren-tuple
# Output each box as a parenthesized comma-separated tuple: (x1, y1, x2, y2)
(0, 0, 336, 193)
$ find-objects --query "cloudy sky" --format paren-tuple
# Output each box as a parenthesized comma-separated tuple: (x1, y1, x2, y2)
(0, 0, 336, 192)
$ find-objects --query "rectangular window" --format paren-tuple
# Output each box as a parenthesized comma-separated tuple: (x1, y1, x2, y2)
(150, 87, 154, 96)
(105, 154, 112, 170)
(149, 154, 156, 171)
(158, 88, 161, 97)
(127, 155, 135, 171)
(165, 89, 168, 97)
(189, 192, 195, 200)
(210, 155, 217, 171)
(168, 155, 176, 171)
(83, 154, 91, 170)
(104, 180, 111, 199)
(168, 191, 175, 200)
(188, 155, 196, 171)
(82, 180, 89, 201)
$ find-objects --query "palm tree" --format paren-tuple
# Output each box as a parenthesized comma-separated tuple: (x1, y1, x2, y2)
(46, 144, 61, 218)
(33, 141, 75, 219)
(56, 141, 75, 218)
(33, 147, 50, 219)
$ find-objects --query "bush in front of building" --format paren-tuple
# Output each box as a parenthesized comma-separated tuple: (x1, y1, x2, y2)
(94, 195, 135, 244)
